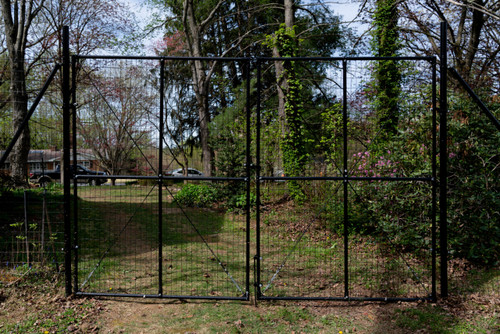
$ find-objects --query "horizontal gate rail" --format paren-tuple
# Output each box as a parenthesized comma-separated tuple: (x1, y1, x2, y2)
(260, 176, 434, 182)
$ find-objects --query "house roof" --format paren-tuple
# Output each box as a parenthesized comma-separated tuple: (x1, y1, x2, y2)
(1, 149, 98, 163)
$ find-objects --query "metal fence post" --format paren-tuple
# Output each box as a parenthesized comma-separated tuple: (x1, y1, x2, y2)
(439, 21, 448, 298)
(158, 59, 165, 297)
(72, 55, 79, 293)
(245, 59, 251, 299)
(255, 59, 262, 299)
(62, 25, 72, 297)
(342, 58, 349, 299)
(431, 58, 438, 302)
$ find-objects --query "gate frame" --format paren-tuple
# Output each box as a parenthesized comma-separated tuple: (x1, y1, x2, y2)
(254, 55, 439, 302)
(66, 51, 253, 301)
(62, 23, 450, 300)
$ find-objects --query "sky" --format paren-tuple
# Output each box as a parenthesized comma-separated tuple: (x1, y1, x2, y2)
(118, 0, 366, 55)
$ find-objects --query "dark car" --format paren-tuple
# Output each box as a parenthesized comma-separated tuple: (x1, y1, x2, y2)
(71, 164, 108, 185)
(30, 164, 108, 186)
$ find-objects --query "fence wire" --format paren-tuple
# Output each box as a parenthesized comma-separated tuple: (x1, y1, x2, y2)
(256, 58, 436, 300)
(1, 57, 65, 271)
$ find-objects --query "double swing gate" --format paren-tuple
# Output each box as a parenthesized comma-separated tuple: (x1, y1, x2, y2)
(70, 55, 440, 302)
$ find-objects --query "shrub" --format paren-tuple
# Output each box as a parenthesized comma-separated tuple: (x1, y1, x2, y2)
(173, 183, 220, 207)
(353, 94, 500, 265)
(227, 191, 257, 211)
(446, 96, 500, 265)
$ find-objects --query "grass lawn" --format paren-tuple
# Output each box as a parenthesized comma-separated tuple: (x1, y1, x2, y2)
(0, 265, 498, 333)
(0, 185, 498, 333)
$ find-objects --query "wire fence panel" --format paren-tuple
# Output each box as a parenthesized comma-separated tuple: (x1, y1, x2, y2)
(73, 57, 251, 299)
(256, 58, 437, 301)
(1, 57, 65, 272)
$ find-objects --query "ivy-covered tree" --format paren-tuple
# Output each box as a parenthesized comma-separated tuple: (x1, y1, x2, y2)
(264, 24, 309, 202)
(372, 0, 401, 139)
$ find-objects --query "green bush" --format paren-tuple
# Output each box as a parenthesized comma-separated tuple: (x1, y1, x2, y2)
(446, 96, 500, 265)
(227, 191, 257, 211)
(173, 183, 220, 207)
(357, 94, 499, 265)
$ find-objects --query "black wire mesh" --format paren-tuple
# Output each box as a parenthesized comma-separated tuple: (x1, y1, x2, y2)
(73, 57, 250, 299)
(256, 58, 436, 300)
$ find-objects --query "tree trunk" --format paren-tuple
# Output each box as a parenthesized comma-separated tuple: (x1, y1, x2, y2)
(191, 58, 213, 176)
(10, 53, 30, 184)
(184, 0, 214, 176)
(273, 45, 287, 137)
(1, 0, 38, 186)
(463, 0, 485, 84)
(274, 0, 294, 138)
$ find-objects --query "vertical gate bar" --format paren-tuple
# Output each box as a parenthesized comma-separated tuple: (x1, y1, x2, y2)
(158, 59, 165, 296)
(255, 60, 262, 298)
(72, 55, 79, 293)
(62, 25, 72, 297)
(439, 21, 448, 298)
(245, 60, 251, 298)
(342, 58, 349, 299)
(431, 58, 437, 301)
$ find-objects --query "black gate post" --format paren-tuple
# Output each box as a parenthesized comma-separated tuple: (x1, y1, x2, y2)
(245, 59, 251, 299)
(342, 58, 349, 299)
(158, 59, 165, 297)
(431, 57, 438, 302)
(255, 59, 262, 299)
(71, 55, 79, 293)
(439, 21, 448, 298)
(62, 25, 72, 297)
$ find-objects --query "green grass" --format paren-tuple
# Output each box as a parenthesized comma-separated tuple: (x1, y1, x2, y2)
(1, 305, 94, 334)
(75, 185, 248, 297)
(395, 304, 499, 334)
(140, 302, 358, 334)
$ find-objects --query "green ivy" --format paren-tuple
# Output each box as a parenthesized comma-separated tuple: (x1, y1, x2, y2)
(264, 24, 310, 202)
(371, 0, 401, 139)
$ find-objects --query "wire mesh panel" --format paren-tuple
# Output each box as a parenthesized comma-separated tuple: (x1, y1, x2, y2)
(345, 59, 436, 300)
(258, 180, 345, 299)
(76, 184, 160, 295)
(1, 57, 65, 272)
(256, 57, 437, 301)
(73, 57, 250, 299)
(74, 57, 161, 296)
(162, 179, 248, 299)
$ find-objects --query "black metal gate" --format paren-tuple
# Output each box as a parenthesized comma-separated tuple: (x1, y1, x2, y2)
(254, 57, 438, 301)
(71, 56, 252, 300)
(68, 54, 439, 301)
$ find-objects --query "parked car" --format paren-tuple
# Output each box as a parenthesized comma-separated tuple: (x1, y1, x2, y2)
(30, 164, 108, 186)
(165, 168, 204, 177)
